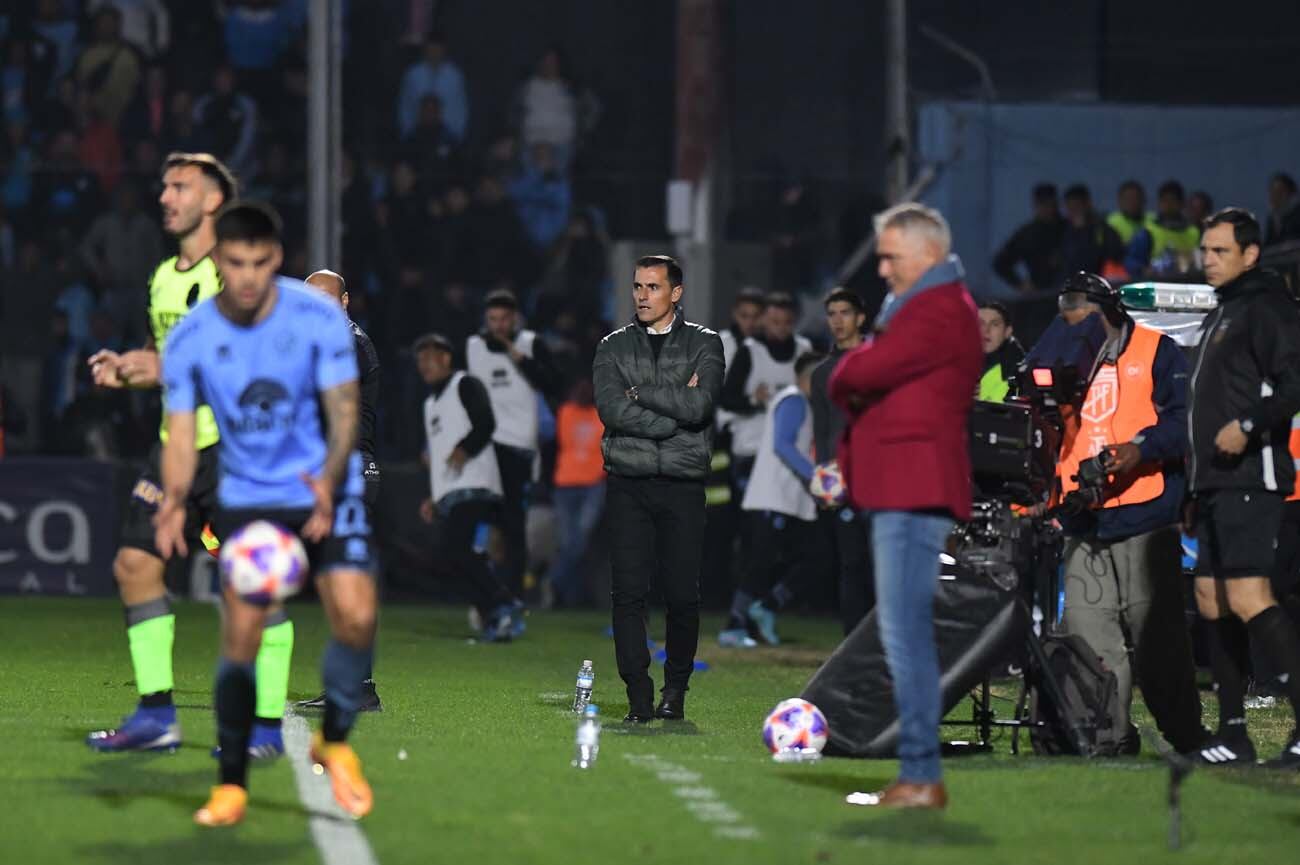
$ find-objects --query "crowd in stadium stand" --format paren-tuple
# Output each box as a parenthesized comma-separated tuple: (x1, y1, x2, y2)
(0, 2, 615, 464)
(9, 5, 1300, 614)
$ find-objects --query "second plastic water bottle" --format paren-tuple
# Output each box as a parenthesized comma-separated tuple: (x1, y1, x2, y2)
(572, 659, 594, 712)
(572, 704, 601, 769)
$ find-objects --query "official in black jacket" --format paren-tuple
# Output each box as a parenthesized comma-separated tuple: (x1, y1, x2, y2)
(302, 269, 384, 710)
(1189, 207, 1300, 767)
(593, 255, 724, 722)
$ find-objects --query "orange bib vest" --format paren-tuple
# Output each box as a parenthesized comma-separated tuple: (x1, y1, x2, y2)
(554, 403, 606, 488)
(1057, 324, 1165, 508)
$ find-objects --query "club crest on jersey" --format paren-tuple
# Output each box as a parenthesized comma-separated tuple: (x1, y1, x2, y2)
(228, 378, 295, 434)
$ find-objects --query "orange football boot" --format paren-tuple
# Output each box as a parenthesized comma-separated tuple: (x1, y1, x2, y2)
(309, 732, 373, 818)
(194, 784, 248, 827)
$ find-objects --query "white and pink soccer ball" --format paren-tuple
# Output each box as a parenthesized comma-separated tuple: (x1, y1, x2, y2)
(218, 520, 308, 605)
(809, 461, 846, 507)
(763, 698, 829, 758)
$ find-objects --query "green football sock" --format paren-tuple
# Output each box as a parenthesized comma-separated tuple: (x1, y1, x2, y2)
(255, 618, 295, 720)
(126, 605, 175, 697)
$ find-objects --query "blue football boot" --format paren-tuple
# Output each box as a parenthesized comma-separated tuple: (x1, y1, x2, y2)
(210, 723, 285, 761)
(87, 705, 181, 753)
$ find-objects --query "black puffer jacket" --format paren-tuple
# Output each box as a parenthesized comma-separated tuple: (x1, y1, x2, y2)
(1189, 268, 1300, 493)
(593, 310, 724, 480)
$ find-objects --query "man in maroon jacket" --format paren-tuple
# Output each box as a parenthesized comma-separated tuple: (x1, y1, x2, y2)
(830, 203, 981, 810)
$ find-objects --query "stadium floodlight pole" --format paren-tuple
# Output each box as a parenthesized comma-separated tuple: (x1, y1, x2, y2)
(308, 0, 343, 270)
(883, 0, 909, 204)
(833, 164, 935, 285)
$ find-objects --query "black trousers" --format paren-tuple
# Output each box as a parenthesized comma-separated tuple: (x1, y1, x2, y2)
(438, 499, 514, 617)
(493, 443, 533, 593)
(832, 506, 875, 634)
(740, 510, 815, 606)
(607, 475, 706, 709)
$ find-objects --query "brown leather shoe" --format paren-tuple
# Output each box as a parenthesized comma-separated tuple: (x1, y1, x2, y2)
(845, 781, 948, 810)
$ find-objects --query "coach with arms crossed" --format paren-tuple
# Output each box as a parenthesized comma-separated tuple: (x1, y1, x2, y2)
(593, 255, 724, 723)
(830, 204, 981, 809)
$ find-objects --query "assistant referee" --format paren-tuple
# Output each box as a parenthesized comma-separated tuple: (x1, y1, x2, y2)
(299, 269, 383, 712)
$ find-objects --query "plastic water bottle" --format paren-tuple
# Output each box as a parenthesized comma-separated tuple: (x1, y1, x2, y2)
(572, 659, 594, 712)
(572, 704, 601, 769)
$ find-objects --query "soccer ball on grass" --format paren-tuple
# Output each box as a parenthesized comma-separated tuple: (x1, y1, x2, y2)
(763, 698, 829, 761)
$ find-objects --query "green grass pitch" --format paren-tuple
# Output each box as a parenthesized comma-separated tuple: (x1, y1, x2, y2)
(2, 596, 1298, 864)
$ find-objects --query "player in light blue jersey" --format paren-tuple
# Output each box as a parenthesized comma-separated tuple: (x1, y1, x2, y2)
(156, 203, 376, 827)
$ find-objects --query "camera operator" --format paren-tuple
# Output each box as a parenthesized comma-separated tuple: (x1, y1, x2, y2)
(1048, 272, 1203, 755)
(1188, 207, 1300, 767)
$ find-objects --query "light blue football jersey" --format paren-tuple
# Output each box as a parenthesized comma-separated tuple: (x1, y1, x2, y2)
(162, 277, 364, 509)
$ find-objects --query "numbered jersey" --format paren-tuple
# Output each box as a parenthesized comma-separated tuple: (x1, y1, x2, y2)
(149, 254, 223, 449)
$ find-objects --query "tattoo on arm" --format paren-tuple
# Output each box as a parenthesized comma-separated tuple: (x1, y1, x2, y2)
(320, 381, 360, 489)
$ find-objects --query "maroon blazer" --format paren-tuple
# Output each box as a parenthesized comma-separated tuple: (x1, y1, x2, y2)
(828, 279, 982, 521)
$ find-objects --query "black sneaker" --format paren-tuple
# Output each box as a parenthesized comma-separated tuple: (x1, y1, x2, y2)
(294, 680, 383, 713)
(359, 680, 382, 712)
(1195, 734, 1256, 766)
(1263, 732, 1300, 769)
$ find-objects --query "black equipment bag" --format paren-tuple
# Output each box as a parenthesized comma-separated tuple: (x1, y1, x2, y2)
(801, 570, 1026, 758)
(1028, 633, 1122, 757)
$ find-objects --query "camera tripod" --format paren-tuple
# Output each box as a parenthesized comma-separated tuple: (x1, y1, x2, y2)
(941, 513, 1097, 756)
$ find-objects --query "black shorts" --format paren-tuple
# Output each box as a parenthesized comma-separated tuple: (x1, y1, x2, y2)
(120, 441, 220, 558)
(213, 493, 377, 580)
(1196, 489, 1284, 579)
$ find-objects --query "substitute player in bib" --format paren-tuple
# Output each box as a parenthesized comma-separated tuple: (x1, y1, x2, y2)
(86, 153, 296, 758)
(157, 203, 376, 825)
(466, 288, 560, 596)
(720, 351, 825, 647)
(415, 333, 526, 641)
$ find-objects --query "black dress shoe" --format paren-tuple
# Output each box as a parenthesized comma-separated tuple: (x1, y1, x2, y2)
(623, 710, 655, 724)
(294, 680, 383, 712)
(358, 680, 383, 712)
(655, 688, 686, 721)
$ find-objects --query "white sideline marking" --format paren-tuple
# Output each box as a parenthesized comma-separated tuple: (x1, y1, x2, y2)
(283, 713, 379, 865)
(623, 754, 760, 841)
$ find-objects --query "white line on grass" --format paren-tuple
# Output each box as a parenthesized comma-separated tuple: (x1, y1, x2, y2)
(623, 754, 761, 841)
(283, 713, 379, 865)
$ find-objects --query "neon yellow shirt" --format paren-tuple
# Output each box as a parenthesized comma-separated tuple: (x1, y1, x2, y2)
(149, 254, 222, 448)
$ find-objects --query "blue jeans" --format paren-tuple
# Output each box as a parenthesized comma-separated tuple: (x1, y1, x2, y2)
(550, 483, 606, 605)
(870, 509, 953, 784)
